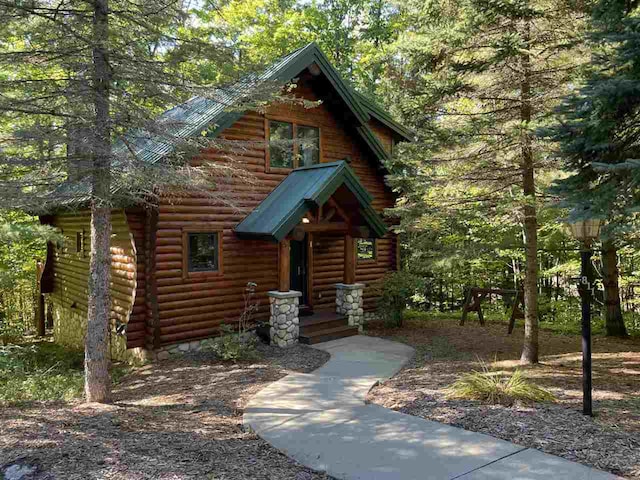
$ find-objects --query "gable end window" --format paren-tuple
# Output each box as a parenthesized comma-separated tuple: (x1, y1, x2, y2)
(183, 231, 222, 276)
(356, 238, 376, 262)
(266, 119, 320, 171)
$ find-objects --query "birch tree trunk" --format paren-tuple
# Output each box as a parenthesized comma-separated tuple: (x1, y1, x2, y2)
(520, 15, 539, 364)
(85, 0, 112, 403)
(602, 240, 628, 337)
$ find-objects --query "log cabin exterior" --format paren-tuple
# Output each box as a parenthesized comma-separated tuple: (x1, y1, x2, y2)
(39, 43, 411, 360)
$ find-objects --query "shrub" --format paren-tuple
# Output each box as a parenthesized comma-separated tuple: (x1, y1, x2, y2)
(202, 282, 260, 362)
(374, 271, 423, 328)
(203, 324, 258, 362)
(445, 361, 555, 405)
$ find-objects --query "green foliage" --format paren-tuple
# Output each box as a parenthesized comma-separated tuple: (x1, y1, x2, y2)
(0, 341, 131, 404)
(199, 0, 400, 95)
(0, 211, 61, 341)
(445, 360, 556, 405)
(0, 342, 115, 403)
(374, 271, 423, 327)
(202, 324, 259, 362)
(549, 0, 640, 229)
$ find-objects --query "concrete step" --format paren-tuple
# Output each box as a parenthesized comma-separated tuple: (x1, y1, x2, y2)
(299, 325, 359, 345)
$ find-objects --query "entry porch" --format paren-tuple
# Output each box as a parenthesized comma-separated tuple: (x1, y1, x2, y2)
(234, 161, 386, 346)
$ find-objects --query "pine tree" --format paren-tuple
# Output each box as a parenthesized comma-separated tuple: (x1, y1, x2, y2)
(384, 0, 589, 363)
(549, 0, 640, 337)
(551, 0, 640, 222)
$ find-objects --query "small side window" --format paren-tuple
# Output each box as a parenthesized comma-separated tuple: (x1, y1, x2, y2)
(356, 238, 376, 261)
(76, 231, 83, 255)
(187, 232, 220, 272)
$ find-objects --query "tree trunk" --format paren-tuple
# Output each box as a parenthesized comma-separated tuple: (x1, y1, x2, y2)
(601, 240, 627, 337)
(85, 0, 112, 403)
(520, 15, 539, 365)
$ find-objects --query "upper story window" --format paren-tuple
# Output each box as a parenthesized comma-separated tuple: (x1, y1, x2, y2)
(269, 121, 294, 168)
(267, 119, 320, 171)
(297, 125, 320, 166)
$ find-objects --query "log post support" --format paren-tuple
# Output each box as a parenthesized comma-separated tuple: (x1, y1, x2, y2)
(278, 238, 291, 292)
(343, 234, 355, 284)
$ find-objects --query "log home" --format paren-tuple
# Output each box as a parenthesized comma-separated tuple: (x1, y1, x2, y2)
(39, 43, 411, 360)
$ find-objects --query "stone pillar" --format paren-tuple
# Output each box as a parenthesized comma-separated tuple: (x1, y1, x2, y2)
(267, 290, 301, 347)
(335, 283, 365, 332)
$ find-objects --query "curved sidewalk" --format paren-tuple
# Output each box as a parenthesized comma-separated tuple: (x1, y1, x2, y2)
(244, 336, 619, 480)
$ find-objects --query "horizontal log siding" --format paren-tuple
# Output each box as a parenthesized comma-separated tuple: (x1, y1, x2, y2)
(49, 210, 138, 346)
(154, 74, 398, 345)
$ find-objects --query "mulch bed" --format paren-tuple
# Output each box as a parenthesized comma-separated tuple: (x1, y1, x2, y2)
(0, 343, 331, 480)
(366, 317, 640, 479)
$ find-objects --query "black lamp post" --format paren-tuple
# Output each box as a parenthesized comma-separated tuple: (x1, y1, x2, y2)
(567, 218, 602, 416)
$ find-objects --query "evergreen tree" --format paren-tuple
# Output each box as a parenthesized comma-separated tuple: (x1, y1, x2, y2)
(385, 0, 590, 363)
(549, 0, 640, 337)
(551, 0, 640, 222)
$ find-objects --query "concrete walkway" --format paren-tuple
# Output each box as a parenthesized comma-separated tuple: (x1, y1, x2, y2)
(244, 336, 620, 480)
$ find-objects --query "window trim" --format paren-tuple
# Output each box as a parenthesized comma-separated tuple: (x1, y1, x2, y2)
(356, 238, 378, 264)
(265, 115, 322, 173)
(181, 228, 224, 279)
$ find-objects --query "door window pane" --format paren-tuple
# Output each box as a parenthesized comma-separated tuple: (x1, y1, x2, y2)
(188, 232, 219, 272)
(297, 125, 320, 167)
(269, 121, 293, 168)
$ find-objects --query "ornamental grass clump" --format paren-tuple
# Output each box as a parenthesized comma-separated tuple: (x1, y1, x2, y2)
(445, 361, 555, 406)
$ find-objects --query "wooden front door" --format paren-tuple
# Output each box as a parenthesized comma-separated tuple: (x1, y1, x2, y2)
(290, 236, 309, 307)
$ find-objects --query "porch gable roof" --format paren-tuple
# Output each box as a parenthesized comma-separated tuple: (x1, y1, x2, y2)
(234, 161, 387, 242)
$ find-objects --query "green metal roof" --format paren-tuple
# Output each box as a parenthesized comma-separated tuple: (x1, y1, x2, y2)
(234, 161, 387, 242)
(48, 43, 409, 211)
(117, 42, 402, 170)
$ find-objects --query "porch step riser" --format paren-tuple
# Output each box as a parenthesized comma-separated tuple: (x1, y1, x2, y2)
(299, 319, 348, 334)
(299, 328, 358, 345)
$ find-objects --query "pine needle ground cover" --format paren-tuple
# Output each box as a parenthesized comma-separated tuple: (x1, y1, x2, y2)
(367, 315, 640, 479)
(0, 344, 330, 480)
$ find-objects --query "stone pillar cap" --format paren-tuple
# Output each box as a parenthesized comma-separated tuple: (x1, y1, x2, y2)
(267, 290, 303, 299)
(335, 283, 366, 290)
